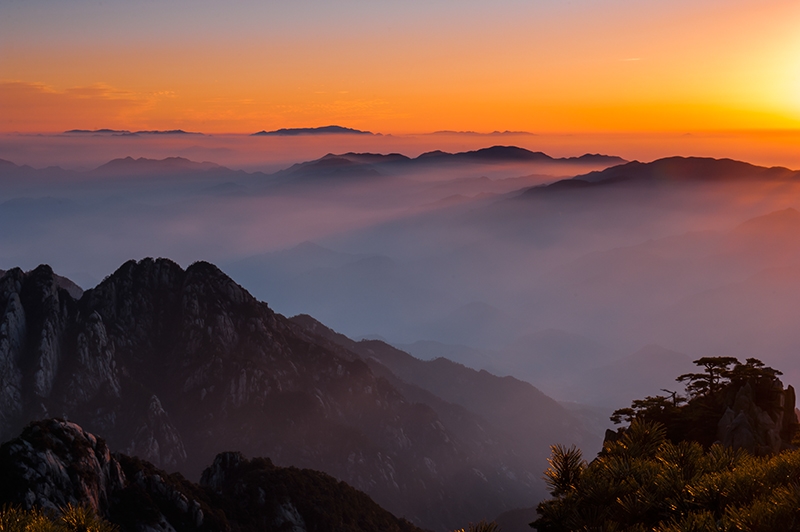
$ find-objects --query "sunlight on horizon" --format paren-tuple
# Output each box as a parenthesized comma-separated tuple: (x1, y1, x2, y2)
(3, 1, 800, 136)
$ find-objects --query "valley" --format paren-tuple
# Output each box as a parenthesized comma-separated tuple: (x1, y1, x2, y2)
(3, 142, 800, 530)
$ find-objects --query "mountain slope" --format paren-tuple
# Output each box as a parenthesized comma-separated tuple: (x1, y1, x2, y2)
(532, 156, 800, 192)
(0, 418, 424, 532)
(291, 314, 600, 464)
(0, 258, 573, 530)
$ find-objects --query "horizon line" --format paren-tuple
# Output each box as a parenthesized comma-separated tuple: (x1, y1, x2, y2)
(4, 127, 800, 137)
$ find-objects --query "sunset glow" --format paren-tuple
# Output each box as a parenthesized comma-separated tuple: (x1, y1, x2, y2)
(3, 0, 800, 134)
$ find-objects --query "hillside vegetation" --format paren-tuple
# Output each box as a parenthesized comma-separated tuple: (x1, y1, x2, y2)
(534, 357, 800, 531)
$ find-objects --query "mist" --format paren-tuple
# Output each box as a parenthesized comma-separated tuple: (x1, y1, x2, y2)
(3, 132, 800, 414)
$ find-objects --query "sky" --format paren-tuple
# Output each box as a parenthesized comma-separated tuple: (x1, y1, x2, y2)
(2, 0, 800, 135)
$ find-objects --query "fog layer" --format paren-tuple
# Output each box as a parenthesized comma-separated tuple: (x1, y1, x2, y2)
(3, 134, 800, 412)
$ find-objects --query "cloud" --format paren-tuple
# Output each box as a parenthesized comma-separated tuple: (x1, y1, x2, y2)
(0, 81, 149, 132)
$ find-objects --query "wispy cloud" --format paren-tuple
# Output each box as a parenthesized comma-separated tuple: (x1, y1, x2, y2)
(0, 81, 151, 132)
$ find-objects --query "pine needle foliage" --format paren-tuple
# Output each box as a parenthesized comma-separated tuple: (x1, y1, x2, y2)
(0, 505, 118, 532)
(533, 420, 800, 531)
(609, 357, 795, 448)
(453, 520, 501, 532)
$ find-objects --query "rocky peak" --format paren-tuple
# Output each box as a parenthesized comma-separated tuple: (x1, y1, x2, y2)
(717, 379, 796, 455)
(0, 418, 125, 514)
(20, 265, 76, 399)
(607, 357, 799, 456)
(0, 419, 426, 532)
(198, 451, 248, 491)
(0, 258, 575, 529)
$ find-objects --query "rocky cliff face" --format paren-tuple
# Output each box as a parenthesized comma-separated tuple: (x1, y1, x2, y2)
(0, 418, 424, 532)
(717, 379, 796, 455)
(0, 419, 125, 515)
(0, 259, 578, 530)
(604, 361, 798, 457)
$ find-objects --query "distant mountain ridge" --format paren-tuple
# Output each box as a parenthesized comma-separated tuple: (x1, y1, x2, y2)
(429, 130, 536, 136)
(252, 125, 374, 136)
(91, 156, 224, 176)
(0, 146, 626, 184)
(269, 146, 626, 183)
(416, 146, 623, 164)
(291, 313, 597, 453)
(525, 156, 800, 196)
(65, 129, 201, 135)
(0, 156, 244, 180)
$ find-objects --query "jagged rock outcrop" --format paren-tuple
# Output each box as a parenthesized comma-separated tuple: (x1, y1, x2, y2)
(717, 380, 797, 455)
(0, 270, 26, 433)
(0, 258, 585, 530)
(0, 418, 125, 514)
(605, 359, 798, 457)
(199, 451, 423, 532)
(124, 394, 187, 468)
(0, 419, 425, 532)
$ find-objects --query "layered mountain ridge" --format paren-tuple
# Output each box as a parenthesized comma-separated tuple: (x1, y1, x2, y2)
(0, 144, 624, 182)
(0, 258, 589, 530)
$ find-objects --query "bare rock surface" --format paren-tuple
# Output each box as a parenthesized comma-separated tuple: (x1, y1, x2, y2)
(0, 418, 125, 514)
(717, 380, 796, 455)
(0, 418, 424, 532)
(0, 258, 589, 530)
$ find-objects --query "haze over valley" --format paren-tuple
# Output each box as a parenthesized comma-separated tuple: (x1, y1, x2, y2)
(4, 136, 800, 397)
(5, 1, 800, 529)
(5, 135, 800, 529)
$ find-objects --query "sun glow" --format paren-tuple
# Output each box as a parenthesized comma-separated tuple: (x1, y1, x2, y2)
(2, 1, 800, 134)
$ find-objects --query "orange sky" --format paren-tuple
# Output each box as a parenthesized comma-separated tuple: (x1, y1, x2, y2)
(2, 0, 800, 134)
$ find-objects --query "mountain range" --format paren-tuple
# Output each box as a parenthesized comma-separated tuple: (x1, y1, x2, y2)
(4, 150, 800, 409)
(0, 144, 623, 183)
(252, 125, 375, 136)
(0, 259, 592, 530)
(65, 129, 202, 136)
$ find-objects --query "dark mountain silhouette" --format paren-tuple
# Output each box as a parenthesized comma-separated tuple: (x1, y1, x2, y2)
(525, 156, 800, 196)
(336, 152, 412, 164)
(0, 268, 82, 299)
(267, 146, 624, 183)
(133, 129, 201, 135)
(0, 259, 587, 530)
(252, 125, 374, 136)
(0, 418, 425, 532)
(0, 146, 623, 192)
(65, 129, 201, 135)
(65, 129, 131, 134)
(403, 146, 620, 166)
(91, 156, 223, 176)
(0, 159, 76, 179)
(417, 145, 554, 162)
(429, 130, 536, 136)
(290, 314, 599, 478)
(270, 154, 385, 183)
(416, 146, 623, 166)
(580, 156, 798, 184)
